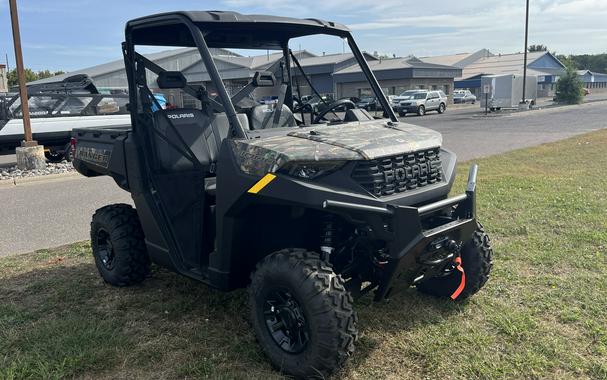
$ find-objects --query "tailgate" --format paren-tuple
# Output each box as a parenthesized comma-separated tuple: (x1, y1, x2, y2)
(72, 127, 130, 177)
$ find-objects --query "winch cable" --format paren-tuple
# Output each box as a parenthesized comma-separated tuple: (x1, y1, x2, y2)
(450, 256, 466, 300)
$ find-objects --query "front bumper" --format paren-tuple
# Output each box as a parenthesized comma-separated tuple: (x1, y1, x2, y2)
(396, 104, 420, 113)
(322, 164, 479, 301)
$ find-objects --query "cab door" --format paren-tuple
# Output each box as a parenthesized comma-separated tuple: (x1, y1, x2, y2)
(427, 92, 439, 110)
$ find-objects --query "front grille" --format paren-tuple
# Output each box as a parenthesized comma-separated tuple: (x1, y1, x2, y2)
(352, 148, 442, 197)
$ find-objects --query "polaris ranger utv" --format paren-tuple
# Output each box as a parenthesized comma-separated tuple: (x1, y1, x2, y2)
(72, 11, 492, 378)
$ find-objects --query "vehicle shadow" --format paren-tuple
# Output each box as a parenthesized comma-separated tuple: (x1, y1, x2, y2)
(1, 259, 462, 379)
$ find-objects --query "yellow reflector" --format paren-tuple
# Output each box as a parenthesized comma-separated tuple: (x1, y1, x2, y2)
(247, 173, 277, 194)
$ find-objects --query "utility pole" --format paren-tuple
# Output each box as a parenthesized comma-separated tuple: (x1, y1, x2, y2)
(9, 0, 33, 143)
(9, 0, 45, 169)
(521, 0, 530, 105)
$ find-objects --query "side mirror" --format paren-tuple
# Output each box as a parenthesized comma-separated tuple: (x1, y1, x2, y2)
(252, 71, 276, 87)
(157, 71, 187, 89)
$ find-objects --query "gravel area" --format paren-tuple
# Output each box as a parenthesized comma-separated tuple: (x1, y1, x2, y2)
(0, 161, 75, 181)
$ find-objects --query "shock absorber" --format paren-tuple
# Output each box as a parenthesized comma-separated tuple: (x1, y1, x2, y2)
(320, 214, 338, 261)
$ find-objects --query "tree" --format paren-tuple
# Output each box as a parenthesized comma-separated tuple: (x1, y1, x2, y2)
(554, 66, 584, 104)
(556, 53, 607, 73)
(6, 68, 65, 87)
(528, 44, 548, 52)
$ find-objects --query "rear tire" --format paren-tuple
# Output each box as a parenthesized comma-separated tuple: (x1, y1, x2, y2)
(91, 204, 150, 286)
(45, 147, 64, 163)
(417, 223, 493, 299)
(398, 111, 406, 117)
(248, 249, 358, 378)
(417, 105, 426, 116)
(437, 103, 446, 114)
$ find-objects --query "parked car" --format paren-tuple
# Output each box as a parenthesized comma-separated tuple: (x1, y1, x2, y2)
(340, 96, 360, 104)
(391, 89, 428, 109)
(396, 90, 447, 116)
(355, 96, 379, 111)
(453, 90, 477, 104)
(308, 94, 335, 113)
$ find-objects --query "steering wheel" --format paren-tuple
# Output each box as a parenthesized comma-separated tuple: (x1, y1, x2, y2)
(313, 99, 356, 124)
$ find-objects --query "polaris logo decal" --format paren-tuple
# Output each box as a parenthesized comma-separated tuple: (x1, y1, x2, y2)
(383, 162, 432, 183)
(167, 113, 195, 119)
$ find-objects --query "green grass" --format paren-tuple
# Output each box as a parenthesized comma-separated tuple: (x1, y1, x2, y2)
(2, 130, 607, 379)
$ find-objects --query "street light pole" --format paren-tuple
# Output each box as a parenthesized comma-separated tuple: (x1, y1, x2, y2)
(521, 0, 530, 104)
(9, 0, 34, 145)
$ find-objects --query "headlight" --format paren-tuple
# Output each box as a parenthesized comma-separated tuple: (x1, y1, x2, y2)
(278, 161, 346, 179)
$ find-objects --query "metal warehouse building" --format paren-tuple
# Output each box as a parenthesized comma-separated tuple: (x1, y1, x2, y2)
(421, 50, 567, 98)
(577, 70, 607, 92)
(27, 48, 461, 105)
(333, 57, 462, 99)
(27, 47, 237, 91)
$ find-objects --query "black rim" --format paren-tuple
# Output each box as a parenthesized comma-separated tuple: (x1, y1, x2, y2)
(263, 288, 309, 354)
(45, 150, 63, 163)
(96, 228, 115, 270)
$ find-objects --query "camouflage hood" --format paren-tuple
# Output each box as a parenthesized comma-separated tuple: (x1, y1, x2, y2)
(231, 120, 442, 176)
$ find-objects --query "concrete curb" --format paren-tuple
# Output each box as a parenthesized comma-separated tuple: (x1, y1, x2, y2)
(0, 171, 81, 188)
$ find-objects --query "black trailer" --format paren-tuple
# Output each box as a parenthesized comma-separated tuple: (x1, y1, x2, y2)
(71, 11, 493, 378)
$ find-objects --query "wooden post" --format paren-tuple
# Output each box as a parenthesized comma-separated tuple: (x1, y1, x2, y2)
(9, 0, 36, 146)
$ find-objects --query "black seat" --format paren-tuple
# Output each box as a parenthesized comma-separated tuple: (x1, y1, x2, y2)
(249, 104, 295, 130)
(153, 108, 213, 171)
(153, 109, 248, 197)
(153, 109, 249, 172)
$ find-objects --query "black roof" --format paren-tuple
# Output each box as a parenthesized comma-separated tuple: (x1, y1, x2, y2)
(126, 11, 351, 49)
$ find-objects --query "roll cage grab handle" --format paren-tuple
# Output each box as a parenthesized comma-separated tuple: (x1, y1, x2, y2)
(124, 15, 248, 139)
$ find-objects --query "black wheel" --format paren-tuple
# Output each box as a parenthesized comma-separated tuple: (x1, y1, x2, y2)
(248, 249, 358, 378)
(417, 223, 493, 300)
(91, 204, 149, 286)
(417, 105, 426, 116)
(437, 103, 446, 114)
(45, 147, 65, 163)
(398, 111, 406, 117)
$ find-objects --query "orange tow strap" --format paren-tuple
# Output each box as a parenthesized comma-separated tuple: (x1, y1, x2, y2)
(450, 256, 466, 300)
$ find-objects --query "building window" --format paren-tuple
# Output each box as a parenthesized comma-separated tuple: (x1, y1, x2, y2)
(431, 85, 438, 90)
(443, 84, 450, 95)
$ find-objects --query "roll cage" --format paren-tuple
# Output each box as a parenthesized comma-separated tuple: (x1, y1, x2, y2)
(122, 11, 397, 140)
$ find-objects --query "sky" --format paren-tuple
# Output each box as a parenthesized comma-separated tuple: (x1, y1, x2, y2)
(0, 0, 606, 72)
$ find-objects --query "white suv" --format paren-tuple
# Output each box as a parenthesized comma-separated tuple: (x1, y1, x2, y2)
(396, 90, 447, 116)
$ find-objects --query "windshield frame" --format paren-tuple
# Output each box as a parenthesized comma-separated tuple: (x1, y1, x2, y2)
(124, 13, 398, 138)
